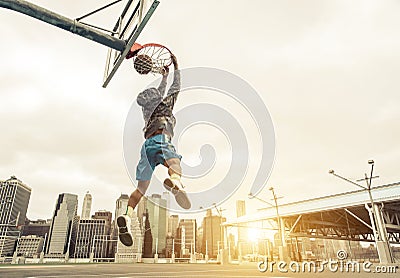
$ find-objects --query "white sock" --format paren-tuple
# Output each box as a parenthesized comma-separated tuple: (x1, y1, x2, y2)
(125, 206, 134, 217)
(170, 173, 180, 180)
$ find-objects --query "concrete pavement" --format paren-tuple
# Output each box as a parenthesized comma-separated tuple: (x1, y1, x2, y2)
(0, 262, 398, 278)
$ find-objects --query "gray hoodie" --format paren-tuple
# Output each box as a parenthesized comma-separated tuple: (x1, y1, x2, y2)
(137, 70, 181, 138)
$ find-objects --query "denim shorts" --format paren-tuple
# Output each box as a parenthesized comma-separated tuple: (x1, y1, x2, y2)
(136, 134, 182, 181)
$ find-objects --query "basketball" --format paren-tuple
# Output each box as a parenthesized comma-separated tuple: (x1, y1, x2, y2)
(134, 54, 153, 74)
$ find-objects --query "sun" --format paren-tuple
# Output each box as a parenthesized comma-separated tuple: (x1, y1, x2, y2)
(247, 228, 260, 242)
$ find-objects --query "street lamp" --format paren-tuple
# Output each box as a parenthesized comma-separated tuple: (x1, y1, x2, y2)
(329, 160, 393, 263)
(248, 192, 275, 207)
(269, 187, 286, 251)
(248, 188, 288, 261)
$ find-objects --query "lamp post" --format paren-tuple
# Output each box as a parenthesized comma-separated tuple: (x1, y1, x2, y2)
(248, 188, 288, 261)
(329, 160, 394, 263)
(269, 187, 286, 250)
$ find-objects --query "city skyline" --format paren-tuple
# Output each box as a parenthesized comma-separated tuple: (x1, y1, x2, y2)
(1, 0, 400, 224)
(7, 174, 231, 226)
(2, 174, 399, 265)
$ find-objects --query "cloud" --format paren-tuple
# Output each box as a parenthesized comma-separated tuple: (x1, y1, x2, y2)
(0, 0, 399, 221)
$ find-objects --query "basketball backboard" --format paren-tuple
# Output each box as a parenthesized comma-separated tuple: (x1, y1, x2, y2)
(103, 0, 159, 88)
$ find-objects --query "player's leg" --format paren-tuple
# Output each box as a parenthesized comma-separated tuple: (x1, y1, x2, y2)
(117, 180, 151, 247)
(163, 157, 191, 209)
(165, 157, 182, 181)
(118, 142, 154, 246)
(128, 180, 150, 212)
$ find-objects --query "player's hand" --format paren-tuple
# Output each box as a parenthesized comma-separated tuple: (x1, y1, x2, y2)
(161, 66, 169, 76)
(171, 54, 178, 69)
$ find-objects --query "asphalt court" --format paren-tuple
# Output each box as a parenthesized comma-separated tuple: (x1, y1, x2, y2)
(0, 263, 399, 278)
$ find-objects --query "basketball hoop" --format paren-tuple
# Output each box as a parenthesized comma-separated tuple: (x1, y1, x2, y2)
(126, 43, 173, 74)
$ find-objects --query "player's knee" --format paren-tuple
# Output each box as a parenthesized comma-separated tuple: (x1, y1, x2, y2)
(165, 157, 179, 167)
(168, 162, 182, 176)
(137, 181, 150, 195)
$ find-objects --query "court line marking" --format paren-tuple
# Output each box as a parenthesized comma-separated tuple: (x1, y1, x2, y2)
(1, 265, 74, 269)
(23, 269, 289, 278)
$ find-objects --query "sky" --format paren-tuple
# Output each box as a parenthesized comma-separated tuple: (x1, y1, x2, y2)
(1, 0, 400, 224)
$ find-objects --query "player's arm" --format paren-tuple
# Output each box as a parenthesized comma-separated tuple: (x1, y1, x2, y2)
(157, 66, 169, 95)
(165, 55, 180, 108)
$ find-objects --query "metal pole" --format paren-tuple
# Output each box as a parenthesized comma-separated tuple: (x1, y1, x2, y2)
(0, 0, 126, 51)
(210, 215, 213, 257)
(329, 162, 394, 263)
(364, 173, 379, 240)
(228, 232, 231, 261)
(238, 241, 242, 263)
(364, 165, 393, 263)
(270, 187, 285, 248)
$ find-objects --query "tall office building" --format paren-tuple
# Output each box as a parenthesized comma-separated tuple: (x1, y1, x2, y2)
(114, 194, 129, 224)
(16, 235, 44, 258)
(46, 193, 78, 257)
(236, 200, 246, 217)
(114, 194, 142, 262)
(168, 215, 179, 238)
(22, 219, 51, 238)
(162, 192, 171, 211)
(177, 219, 197, 257)
(196, 226, 203, 256)
(142, 210, 153, 258)
(162, 191, 170, 244)
(0, 176, 31, 257)
(146, 194, 167, 255)
(81, 191, 92, 220)
(93, 211, 112, 235)
(73, 218, 107, 258)
(236, 200, 247, 243)
(201, 209, 226, 258)
(22, 219, 51, 252)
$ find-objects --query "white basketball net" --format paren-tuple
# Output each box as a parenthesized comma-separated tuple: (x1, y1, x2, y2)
(135, 45, 172, 74)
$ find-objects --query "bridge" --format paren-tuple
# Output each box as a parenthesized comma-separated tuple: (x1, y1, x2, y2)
(223, 182, 400, 263)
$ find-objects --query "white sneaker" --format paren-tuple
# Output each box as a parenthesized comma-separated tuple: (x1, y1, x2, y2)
(163, 178, 191, 209)
(117, 214, 133, 246)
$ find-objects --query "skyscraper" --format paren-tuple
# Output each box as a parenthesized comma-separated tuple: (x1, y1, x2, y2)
(93, 210, 112, 236)
(81, 191, 92, 220)
(142, 210, 153, 258)
(22, 219, 51, 238)
(201, 209, 226, 258)
(236, 200, 247, 243)
(168, 215, 179, 238)
(92, 210, 113, 259)
(114, 194, 129, 223)
(16, 235, 44, 258)
(146, 194, 167, 256)
(177, 219, 197, 257)
(236, 200, 246, 218)
(73, 218, 107, 259)
(0, 176, 31, 257)
(46, 193, 78, 257)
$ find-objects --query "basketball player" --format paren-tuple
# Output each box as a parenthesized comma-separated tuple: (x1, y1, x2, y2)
(117, 54, 190, 246)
